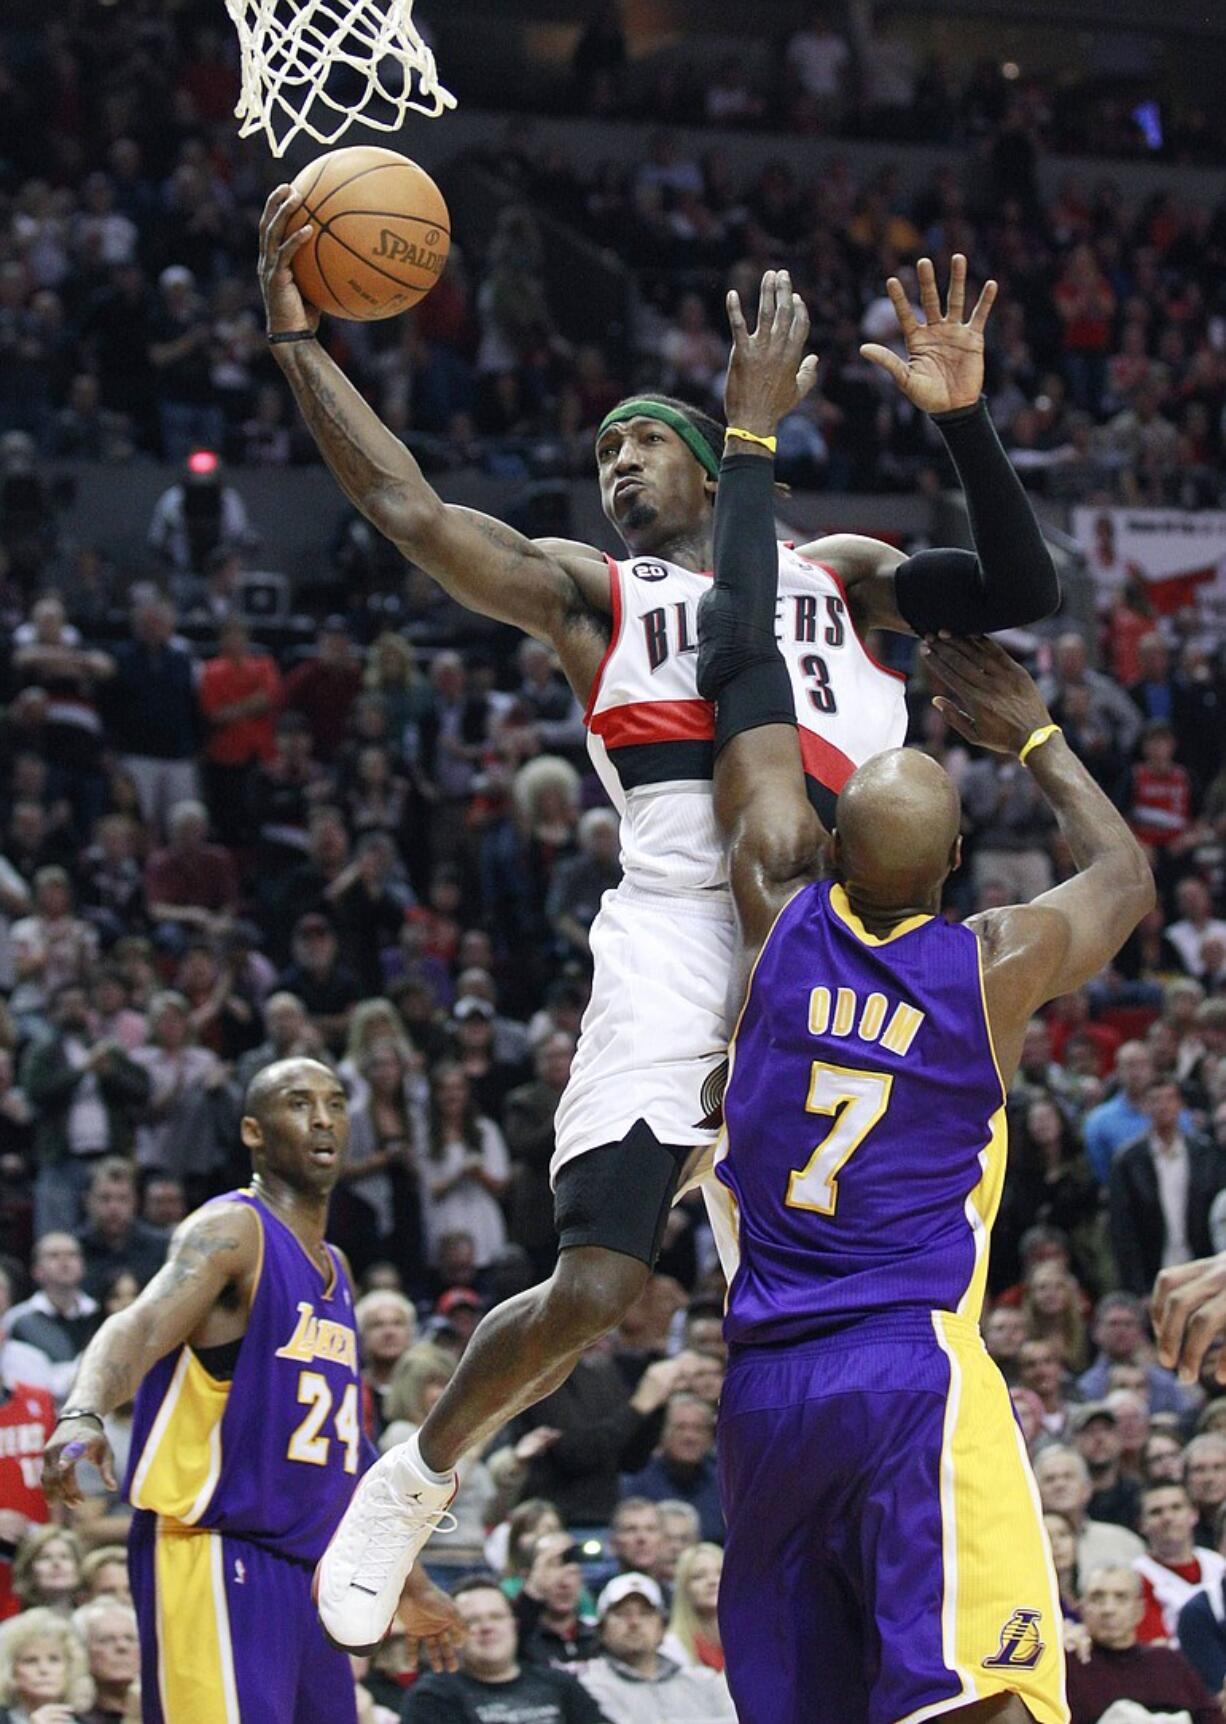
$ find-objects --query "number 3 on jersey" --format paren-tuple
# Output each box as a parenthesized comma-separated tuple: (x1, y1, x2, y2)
(786, 1062, 892, 1214)
(287, 1371, 361, 1472)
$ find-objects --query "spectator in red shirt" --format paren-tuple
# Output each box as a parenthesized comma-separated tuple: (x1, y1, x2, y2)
(281, 617, 362, 762)
(1105, 578, 1155, 687)
(197, 617, 282, 846)
(1066, 1565, 1220, 1724)
(0, 1380, 54, 1620)
(1053, 243, 1116, 414)
(1123, 720, 1192, 857)
(1047, 988, 1121, 1077)
(1133, 1480, 1226, 1645)
(143, 799, 239, 939)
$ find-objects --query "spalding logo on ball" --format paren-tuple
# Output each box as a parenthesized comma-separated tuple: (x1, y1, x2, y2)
(283, 145, 451, 322)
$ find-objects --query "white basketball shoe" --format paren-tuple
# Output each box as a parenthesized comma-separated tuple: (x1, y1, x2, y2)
(314, 1437, 457, 1654)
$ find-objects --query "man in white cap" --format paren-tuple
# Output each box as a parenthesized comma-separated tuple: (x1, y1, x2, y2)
(578, 1572, 736, 1723)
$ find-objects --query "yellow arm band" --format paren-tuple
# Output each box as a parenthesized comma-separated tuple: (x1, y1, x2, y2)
(725, 427, 778, 455)
(1018, 723, 1061, 767)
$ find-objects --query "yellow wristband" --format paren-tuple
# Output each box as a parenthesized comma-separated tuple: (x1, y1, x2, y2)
(725, 427, 778, 454)
(1019, 722, 1061, 766)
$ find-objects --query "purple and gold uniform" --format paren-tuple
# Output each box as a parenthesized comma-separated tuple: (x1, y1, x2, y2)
(126, 1189, 374, 1723)
(709, 881, 1067, 1724)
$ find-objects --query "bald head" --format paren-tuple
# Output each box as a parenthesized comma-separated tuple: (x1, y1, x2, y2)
(244, 1057, 338, 1126)
(833, 750, 961, 910)
(239, 1057, 349, 1200)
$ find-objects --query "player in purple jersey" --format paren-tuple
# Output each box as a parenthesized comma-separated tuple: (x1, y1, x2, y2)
(40, 1058, 462, 1722)
(694, 286, 1157, 1724)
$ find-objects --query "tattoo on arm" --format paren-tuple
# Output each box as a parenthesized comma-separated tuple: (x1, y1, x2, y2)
(278, 345, 605, 644)
(278, 343, 418, 519)
(470, 515, 533, 559)
(66, 1224, 244, 1415)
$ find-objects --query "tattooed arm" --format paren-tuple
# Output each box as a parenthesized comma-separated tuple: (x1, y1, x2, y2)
(259, 186, 609, 651)
(42, 1201, 258, 1505)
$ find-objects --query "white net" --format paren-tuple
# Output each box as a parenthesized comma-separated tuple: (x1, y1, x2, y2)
(224, 0, 456, 157)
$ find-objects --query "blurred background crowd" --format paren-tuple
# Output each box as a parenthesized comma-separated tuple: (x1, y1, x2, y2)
(0, 1, 1222, 1720)
(0, 1, 1223, 502)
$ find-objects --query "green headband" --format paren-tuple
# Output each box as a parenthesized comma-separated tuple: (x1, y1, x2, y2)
(596, 399, 721, 480)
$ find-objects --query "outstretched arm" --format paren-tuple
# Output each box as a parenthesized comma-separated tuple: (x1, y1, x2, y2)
(41, 1201, 258, 1505)
(925, 636, 1154, 1075)
(259, 187, 608, 645)
(698, 271, 825, 958)
(804, 256, 1059, 637)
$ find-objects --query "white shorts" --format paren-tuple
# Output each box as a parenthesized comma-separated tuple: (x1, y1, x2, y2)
(551, 882, 737, 1183)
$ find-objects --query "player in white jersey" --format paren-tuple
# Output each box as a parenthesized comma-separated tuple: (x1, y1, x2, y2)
(556, 539, 907, 1165)
(258, 186, 1060, 1651)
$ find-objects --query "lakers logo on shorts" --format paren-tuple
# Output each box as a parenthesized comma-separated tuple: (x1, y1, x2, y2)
(983, 1608, 1045, 1670)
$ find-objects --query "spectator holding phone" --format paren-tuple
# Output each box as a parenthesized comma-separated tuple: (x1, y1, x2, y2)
(513, 1533, 600, 1667)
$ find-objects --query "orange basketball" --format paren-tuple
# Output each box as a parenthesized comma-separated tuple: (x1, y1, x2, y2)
(285, 145, 451, 322)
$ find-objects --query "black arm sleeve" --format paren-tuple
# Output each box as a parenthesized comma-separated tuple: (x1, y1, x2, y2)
(696, 452, 796, 757)
(892, 399, 1060, 637)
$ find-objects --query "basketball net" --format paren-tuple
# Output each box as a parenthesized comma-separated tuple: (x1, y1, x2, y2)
(224, 0, 456, 157)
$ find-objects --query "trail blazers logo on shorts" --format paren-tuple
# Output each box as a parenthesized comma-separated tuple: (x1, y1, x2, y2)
(983, 1609, 1045, 1670)
(693, 1058, 728, 1132)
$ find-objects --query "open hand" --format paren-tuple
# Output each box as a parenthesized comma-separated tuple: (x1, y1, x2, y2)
(922, 635, 1051, 755)
(524, 1531, 580, 1601)
(860, 255, 996, 415)
(398, 1568, 466, 1674)
(1062, 1621, 1092, 1666)
(724, 269, 819, 438)
(514, 1425, 561, 1465)
(258, 186, 321, 338)
(1153, 1254, 1226, 1385)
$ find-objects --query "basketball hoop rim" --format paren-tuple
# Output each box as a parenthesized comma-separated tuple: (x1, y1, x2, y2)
(223, 0, 457, 158)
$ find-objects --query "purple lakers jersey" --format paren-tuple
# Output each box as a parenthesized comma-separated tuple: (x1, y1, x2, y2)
(126, 1190, 373, 1563)
(714, 880, 1007, 1347)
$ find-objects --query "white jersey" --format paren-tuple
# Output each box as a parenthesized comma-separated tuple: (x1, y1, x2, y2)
(584, 544, 908, 894)
(553, 542, 908, 1168)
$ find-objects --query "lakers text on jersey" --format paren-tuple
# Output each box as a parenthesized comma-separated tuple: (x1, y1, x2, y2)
(126, 1191, 371, 1724)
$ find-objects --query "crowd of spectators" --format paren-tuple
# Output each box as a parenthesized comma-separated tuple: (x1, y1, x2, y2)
(562, 4, 1224, 167)
(0, 5, 1224, 1721)
(0, 6, 1223, 506)
(0, 545, 1215, 1720)
(489, 125, 1226, 505)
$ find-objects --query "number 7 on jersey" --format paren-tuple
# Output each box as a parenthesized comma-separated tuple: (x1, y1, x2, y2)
(786, 1062, 893, 1215)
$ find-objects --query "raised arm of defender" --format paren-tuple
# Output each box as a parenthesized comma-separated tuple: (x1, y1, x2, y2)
(698, 271, 827, 956)
(801, 255, 1059, 638)
(926, 635, 1155, 1074)
(258, 187, 609, 667)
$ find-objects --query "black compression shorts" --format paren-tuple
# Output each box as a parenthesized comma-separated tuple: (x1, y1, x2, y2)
(553, 1118, 690, 1266)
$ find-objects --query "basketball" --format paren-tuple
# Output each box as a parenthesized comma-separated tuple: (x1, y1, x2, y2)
(284, 145, 451, 322)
